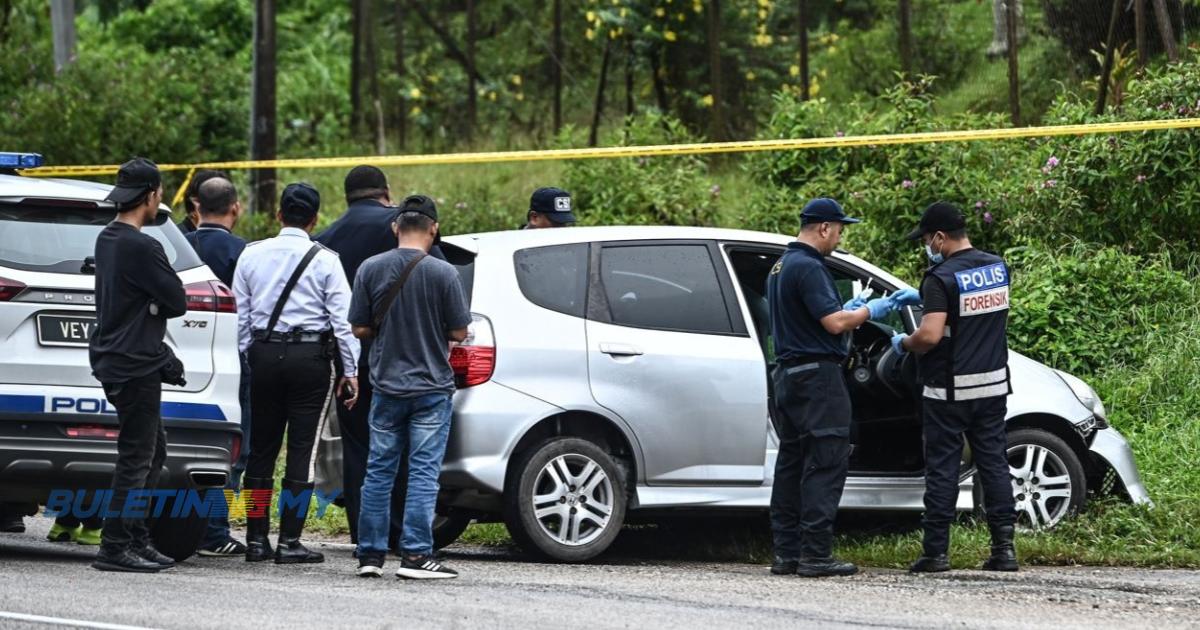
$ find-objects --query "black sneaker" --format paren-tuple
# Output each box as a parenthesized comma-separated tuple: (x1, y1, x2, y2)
(0, 514, 25, 533)
(796, 557, 859, 578)
(357, 552, 385, 578)
(395, 554, 458, 580)
(770, 557, 799, 576)
(198, 537, 247, 557)
(92, 548, 164, 573)
(134, 543, 176, 569)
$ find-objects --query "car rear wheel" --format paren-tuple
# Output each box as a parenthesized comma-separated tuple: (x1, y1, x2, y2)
(149, 511, 207, 562)
(996, 428, 1087, 530)
(504, 437, 626, 562)
(432, 514, 472, 550)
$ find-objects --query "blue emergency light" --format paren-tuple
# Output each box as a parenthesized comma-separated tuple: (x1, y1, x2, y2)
(0, 152, 45, 169)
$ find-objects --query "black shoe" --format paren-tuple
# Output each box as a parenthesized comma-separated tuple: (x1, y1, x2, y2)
(134, 543, 176, 569)
(199, 536, 247, 558)
(275, 536, 325, 564)
(981, 524, 1019, 572)
(796, 557, 859, 578)
(770, 557, 799, 576)
(909, 555, 951, 573)
(395, 554, 458, 580)
(357, 552, 385, 578)
(92, 548, 164, 573)
(0, 515, 25, 533)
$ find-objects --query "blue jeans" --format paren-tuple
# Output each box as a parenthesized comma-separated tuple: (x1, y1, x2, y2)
(356, 391, 452, 557)
(203, 352, 253, 547)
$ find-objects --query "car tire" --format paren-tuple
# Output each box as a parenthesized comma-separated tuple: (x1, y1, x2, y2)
(432, 514, 472, 550)
(974, 428, 1087, 530)
(503, 437, 626, 562)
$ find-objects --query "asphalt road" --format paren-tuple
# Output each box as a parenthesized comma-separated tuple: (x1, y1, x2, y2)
(1, 516, 1198, 630)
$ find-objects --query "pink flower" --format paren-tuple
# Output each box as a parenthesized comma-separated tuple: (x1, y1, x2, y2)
(1043, 179, 1057, 189)
(1135, 174, 1147, 184)
(1046, 156, 1060, 169)
(901, 179, 914, 189)
(974, 200, 987, 209)
(835, 130, 846, 137)
(983, 211, 994, 224)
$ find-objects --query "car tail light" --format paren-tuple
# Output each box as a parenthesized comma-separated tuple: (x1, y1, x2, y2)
(0, 276, 26, 302)
(185, 280, 236, 313)
(230, 433, 242, 465)
(450, 314, 495, 388)
(66, 425, 120, 439)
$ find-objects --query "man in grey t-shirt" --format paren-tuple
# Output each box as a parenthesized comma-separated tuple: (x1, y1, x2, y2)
(348, 195, 471, 580)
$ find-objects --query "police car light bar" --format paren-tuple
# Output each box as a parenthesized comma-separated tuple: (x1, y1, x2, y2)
(0, 152, 45, 169)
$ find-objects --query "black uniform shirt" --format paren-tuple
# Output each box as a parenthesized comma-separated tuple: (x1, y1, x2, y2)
(185, 223, 246, 287)
(920, 248, 979, 314)
(178, 216, 197, 234)
(89, 222, 188, 383)
(766, 241, 848, 362)
(315, 199, 445, 287)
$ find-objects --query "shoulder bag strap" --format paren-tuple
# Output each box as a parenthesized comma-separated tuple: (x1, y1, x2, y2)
(265, 244, 323, 334)
(371, 253, 428, 332)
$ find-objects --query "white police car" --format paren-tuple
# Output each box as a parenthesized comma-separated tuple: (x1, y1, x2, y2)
(0, 153, 241, 560)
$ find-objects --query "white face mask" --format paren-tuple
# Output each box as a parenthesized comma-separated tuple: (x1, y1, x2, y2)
(925, 236, 944, 264)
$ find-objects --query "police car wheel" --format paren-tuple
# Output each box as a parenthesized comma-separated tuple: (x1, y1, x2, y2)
(503, 437, 627, 562)
(432, 514, 472, 550)
(149, 511, 207, 562)
(977, 428, 1087, 531)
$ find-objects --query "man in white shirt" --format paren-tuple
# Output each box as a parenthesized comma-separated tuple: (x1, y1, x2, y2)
(232, 183, 361, 565)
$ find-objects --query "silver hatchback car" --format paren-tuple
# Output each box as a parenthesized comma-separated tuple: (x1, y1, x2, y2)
(433, 226, 1150, 562)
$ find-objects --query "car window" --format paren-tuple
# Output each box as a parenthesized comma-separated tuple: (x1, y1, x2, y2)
(598, 244, 732, 334)
(0, 202, 201, 274)
(514, 243, 587, 317)
(830, 267, 905, 332)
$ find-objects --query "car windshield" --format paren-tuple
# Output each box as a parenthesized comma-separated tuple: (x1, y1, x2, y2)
(0, 201, 201, 274)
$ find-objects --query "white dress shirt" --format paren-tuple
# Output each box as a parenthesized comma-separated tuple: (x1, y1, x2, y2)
(233, 227, 361, 377)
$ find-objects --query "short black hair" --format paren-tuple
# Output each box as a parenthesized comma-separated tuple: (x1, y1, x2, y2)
(344, 165, 389, 203)
(944, 228, 968, 239)
(186, 169, 230, 212)
(280, 205, 317, 227)
(197, 178, 238, 216)
(395, 211, 434, 234)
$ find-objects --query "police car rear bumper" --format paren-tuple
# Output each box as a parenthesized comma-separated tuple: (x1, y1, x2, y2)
(1088, 426, 1153, 506)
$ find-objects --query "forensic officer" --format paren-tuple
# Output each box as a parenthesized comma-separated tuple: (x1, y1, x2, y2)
(891, 202, 1018, 573)
(521, 187, 575, 229)
(766, 198, 915, 578)
(315, 165, 446, 550)
(232, 183, 361, 565)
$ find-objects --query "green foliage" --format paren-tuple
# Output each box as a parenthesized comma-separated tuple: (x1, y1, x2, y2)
(563, 114, 720, 227)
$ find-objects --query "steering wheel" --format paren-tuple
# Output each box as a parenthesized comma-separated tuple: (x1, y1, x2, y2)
(874, 339, 919, 399)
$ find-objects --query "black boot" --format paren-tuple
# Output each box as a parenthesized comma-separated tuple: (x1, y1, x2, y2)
(243, 477, 274, 563)
(911, 532, 951, 573)
(981, 524, 1019, 572)
(909, 554, 951, 573)
(275, 479, 324, 565)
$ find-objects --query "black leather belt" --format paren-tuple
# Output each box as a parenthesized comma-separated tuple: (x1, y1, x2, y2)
(252, 330, 331, 344)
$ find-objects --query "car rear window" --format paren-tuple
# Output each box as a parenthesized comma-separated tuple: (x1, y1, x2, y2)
(514, 243, 588, 318)
(0, 202, 201, 274)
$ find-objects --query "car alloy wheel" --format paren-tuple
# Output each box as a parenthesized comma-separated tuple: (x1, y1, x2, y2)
(531, 454, 614, 546)
(1003, 428, 1087, 530)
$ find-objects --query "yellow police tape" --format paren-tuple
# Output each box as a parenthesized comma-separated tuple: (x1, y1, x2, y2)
(23, 117, 1200, 182)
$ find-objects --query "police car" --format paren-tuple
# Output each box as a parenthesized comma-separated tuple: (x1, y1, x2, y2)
(0, 153, 241, 560)
(426, 226, 1151, 562)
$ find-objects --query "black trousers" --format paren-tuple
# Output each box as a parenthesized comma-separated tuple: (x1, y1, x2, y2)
(769, 360, 853, 560)
(921, 395, 1016, 555)
(336, 340, 407, 547)
(246, 341, 333, 485)
(100, 373, 168, 552)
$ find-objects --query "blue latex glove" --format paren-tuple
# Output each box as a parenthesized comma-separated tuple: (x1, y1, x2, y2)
(865, 297, 894, 321)
(891, 333, 909, 356)
(843, 288, 873, 311)
(889, 287, 921, 308)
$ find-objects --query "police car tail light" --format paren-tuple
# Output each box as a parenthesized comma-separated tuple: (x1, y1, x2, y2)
(450, 314, 495, 388)
(230, 433, 242, 465)
(66, 425, 120, 440)
(0, 276, 26, 302)
(185, 280, 236, 313)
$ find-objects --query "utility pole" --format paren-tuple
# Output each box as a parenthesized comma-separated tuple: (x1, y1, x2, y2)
(798, 0, 809, 100)
(250, 0, 277, 214)
(50, 0, 76, 73)
(553, 0, 563, 133)
(1005, 0, 1020, 126)
(898, 0, 913, 77)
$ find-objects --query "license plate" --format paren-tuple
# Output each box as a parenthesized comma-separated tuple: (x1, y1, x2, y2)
(37, 314, 97, 347)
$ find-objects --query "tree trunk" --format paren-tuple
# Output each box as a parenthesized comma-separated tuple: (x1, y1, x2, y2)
(553, 0, 563, 133)
(898, 0, 913, 77)
(250, 0, 277, 214)
(50, 0, 76, 73)
(466, 0, 477, 141)
(1135, 0, 1147, 70)
(798, 0, 809, 100)
(624, 37, 634, 120)
(1150, 0, 1180, 63)
(588, 38, 613, 147)
(364, 0, 380, 146)
(350, 0, 363, 135)
(1005, 0, 1020, 126)
(1094, 0, 1122, 116)
(394, 0, 407, 150)
(648, 47, 669, 115)
(707, 0, 725, 142)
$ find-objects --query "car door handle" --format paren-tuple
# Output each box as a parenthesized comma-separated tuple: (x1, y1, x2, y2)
(599, 343, 644, 357)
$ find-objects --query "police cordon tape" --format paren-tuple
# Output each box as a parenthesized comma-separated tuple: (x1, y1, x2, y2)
(22, 117, 1200, 181)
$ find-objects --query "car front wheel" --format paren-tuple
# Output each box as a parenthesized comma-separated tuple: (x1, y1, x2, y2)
(432, 514, 472, 550)
(1000, 428, 1087, 530)
(504, 437, 626, 562)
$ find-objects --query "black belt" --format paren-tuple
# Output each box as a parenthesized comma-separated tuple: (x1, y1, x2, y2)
(252, 329, 332, 344)
(779, 354, 844, 367)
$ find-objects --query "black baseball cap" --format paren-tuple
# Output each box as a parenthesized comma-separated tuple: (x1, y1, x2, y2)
(395, 194, 438, 222)
(800, 197, 860, 225)
(530, 187, 576, 224)
(905, 201, 967, 240)
(105, 157, 161, 205)
(280, 182, 321, 219)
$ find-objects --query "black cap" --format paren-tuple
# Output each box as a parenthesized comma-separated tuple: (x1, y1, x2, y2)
(344, 165, 389, 202)
(530, 187, 576, 224)
(799, 197, 860, 225)
(395, 194, 438, 223)
(105, 157, 161, 205)
(280, 182, 321, 219)
(905, 201, 967, 240)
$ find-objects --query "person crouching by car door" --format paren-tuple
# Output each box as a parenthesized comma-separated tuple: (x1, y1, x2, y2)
(765, 198, 909, 578)
(88, 158, 187, 573)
